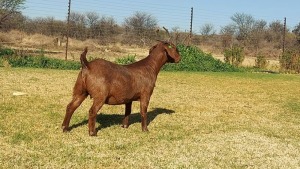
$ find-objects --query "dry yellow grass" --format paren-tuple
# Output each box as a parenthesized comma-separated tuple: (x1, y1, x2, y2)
(0, 30, 149, 62)
(0, 67, 300, 168)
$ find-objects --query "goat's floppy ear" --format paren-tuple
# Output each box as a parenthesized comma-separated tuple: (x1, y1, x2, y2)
(163, 42, 180, 63)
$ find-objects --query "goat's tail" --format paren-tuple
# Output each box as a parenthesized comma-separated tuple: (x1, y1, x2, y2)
(80, 47, 89, 69)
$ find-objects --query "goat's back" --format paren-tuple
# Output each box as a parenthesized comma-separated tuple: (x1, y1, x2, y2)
(88, 59, 129, 76)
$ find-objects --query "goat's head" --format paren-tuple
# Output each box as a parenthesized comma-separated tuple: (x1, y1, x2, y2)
(149, 41, 181, 63)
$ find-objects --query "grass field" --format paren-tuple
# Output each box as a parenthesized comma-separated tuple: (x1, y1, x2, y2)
(1, 67, 300, 168)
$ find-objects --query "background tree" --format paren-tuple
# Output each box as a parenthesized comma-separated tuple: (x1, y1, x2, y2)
(292, 22, 300, 44)
(123, 11, 158, 45)
(68, 12, 86, 40)
(250, 19, 267, 52)
(0, 0, 25, 29)
(96, 16, 120, 44)
(266, 20, 285, 48)
(0, 10, 25, 31)
(86, 12, 99, 38)
(230, 13, 255, 43)
(220, 24, 236, 48)
(198, 23, 216, 46)
(200, 23, 215, 36)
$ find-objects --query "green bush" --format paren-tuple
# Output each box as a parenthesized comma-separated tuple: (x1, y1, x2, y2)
(163, 44, 240, 72)
(224, 45, 245, 67)
(255, 53, 268, 69)
(280, 50, 300, 73)
(115, 54, 136, 65)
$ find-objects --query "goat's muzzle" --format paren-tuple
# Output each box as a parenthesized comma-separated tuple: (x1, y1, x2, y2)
(174, 57, 181, 63)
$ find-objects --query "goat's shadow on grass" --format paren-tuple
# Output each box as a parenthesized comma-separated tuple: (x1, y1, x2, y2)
(68, 108, 175, 132)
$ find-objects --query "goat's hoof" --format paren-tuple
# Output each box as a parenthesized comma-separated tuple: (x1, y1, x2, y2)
(121, 124, 129, 128)
(142, 128, 149, 132)
(89, 131, 97, 136)
(62, 126, 70, 132)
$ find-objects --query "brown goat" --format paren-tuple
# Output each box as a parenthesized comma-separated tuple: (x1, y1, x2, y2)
(62, 41, 181, 136)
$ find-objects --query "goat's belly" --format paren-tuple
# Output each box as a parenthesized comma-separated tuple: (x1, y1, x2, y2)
(105, 95, 139, 105)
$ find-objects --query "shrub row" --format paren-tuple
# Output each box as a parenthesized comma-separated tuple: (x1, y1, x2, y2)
(0, 46, 242, 72)
(10, 55, 80, 69)
(0, 48, 80, 70)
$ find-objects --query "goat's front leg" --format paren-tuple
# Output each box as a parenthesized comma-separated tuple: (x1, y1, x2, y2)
(122, 102, 132, 128)
(88, 99, 104, 136)
(140, 98, 150, 132)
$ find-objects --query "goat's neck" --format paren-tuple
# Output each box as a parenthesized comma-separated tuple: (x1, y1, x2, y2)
(126, 51, 167, 81)
(146, 52, 168, 75)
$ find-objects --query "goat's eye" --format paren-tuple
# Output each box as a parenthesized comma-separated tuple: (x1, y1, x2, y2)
(168, 45, 172, 49)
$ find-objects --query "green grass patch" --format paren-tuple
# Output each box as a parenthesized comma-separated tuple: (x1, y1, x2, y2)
(285, 101, 300, 112)
(11, 132, 33, 144)
(277, 100, 300, 124)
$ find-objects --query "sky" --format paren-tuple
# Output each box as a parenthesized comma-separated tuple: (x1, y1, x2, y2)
(21, 0, 300, 33)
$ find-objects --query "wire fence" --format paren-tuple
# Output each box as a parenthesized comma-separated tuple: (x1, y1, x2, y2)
(0, 0, 300, 60)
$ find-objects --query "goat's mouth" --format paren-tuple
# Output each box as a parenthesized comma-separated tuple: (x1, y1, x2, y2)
(168, 55, 180, 63)
(174, 57, 181, 63)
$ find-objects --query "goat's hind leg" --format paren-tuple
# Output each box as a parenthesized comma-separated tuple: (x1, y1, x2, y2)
(88, 98, 104, 136)
(62, 94, 87, 132)
(122, 102, 132, 128)
(140, 97, 150, 132)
